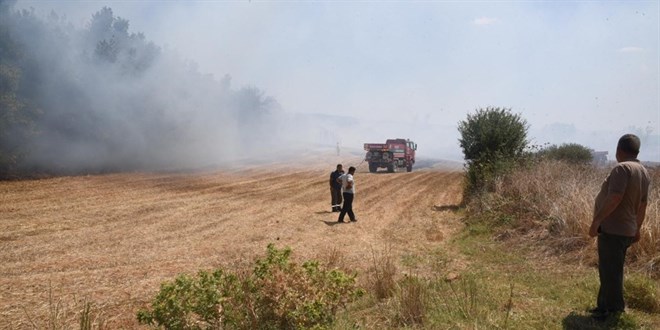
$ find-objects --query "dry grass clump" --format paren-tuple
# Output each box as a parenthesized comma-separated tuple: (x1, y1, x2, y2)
(366, 248, 398, 300)
(474, 160, 659, 275)
(632, 168, 660, 272)
(21, 284, 107, 330)
(393, 276, 427, 326)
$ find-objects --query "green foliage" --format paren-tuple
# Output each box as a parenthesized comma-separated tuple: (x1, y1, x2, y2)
(624, 274, 660, 314)
(458, 107, 528, 162)
(136, 269, 246, 329)
(458, 107, 529, 197)
(537, 143, 593, 164)
(0, 14, 38, 177)
(137, 244, 363, 330)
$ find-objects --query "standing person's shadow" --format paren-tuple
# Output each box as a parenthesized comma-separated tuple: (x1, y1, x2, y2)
(562, 311, 626, 329)
(321, 220, 343, 226)
(316, 210, 342, 226)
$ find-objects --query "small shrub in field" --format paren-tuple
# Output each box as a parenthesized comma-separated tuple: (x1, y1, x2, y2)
(536, 143, 593, 165)
(137, 244, 363, 329)
(624, 274, 660, 313)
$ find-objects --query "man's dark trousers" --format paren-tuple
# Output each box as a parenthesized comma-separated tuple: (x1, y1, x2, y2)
(331, 187, 342, 211)
(597, 231, 634, 313)
(338, 192, 355, 222)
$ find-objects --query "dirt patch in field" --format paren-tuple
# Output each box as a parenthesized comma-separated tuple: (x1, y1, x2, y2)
(0, 153, 465, 328)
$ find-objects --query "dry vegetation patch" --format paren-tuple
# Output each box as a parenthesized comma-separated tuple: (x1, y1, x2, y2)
(471, 160, 660, 277)
(0, 155, 464, 328)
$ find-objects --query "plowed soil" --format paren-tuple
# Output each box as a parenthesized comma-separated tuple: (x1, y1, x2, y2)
(0, 152, 464, 328)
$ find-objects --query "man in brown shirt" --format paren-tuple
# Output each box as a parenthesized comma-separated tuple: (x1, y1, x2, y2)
(588, 134, 651, 320)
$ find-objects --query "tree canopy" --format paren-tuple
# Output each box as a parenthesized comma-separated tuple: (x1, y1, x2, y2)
(458, 107, 528, 164)
(458, 107, 529, 196)
(0, 4, 281, 178)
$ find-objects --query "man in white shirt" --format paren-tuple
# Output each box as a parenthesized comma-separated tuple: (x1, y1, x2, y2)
(337, 166, 357, 223)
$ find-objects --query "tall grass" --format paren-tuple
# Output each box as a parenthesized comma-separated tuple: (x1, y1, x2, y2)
(20, 284, 106, 330)
(393, 276, 427, 326)
(470, 160, 660, 276)
(366, 247, 397, 300)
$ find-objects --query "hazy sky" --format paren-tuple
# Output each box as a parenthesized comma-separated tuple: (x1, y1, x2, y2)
(14, 0, 660, 160)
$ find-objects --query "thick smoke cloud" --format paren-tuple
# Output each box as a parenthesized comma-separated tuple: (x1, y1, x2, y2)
(0, 3, 305, 175)
(5, 1, 655, 178)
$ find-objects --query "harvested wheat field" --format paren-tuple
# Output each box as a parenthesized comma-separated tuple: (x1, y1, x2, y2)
(0, 151, 464, 328)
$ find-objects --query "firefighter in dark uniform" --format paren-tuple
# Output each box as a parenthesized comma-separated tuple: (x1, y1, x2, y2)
(330, 164, 344, 212)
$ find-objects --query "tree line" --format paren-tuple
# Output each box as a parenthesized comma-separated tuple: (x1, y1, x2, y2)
(1, 2, 280, 178)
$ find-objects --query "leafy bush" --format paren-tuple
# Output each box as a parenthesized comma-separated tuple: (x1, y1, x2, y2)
(537, 143, 593, 165)
(136, 269, 246, 329)
(458, 107, 529, 198)
(137, 244, 363, 329)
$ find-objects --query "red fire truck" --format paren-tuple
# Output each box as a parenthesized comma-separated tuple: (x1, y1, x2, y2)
(363, 138, 417, 173)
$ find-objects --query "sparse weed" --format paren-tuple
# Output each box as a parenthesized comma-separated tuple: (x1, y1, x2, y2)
(318, 246, 350, 274)
(393, 276, 427, 326)
(20, 283, 106, 330)
(446, 275, 479, 319)
(77, 297, 106, 330)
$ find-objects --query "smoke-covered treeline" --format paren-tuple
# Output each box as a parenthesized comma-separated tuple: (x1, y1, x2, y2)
(0, 1, 284, 177)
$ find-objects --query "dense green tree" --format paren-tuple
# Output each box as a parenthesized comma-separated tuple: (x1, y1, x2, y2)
(458, 107, 529, 196)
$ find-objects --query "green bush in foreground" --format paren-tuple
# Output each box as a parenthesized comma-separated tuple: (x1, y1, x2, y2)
(137, 244, 363, 329)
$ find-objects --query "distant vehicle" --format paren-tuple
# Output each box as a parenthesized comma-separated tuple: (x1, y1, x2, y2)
(364, 138, 417, 173)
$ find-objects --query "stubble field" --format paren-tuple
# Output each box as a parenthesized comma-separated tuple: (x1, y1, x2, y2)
(0, 152, 464, 328)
